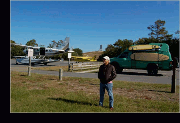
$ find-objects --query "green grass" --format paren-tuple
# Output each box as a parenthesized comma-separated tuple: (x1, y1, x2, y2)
(11, 71, 179, 112)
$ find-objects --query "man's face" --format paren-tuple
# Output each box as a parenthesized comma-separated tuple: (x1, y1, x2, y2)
(103, 59, 109, 65)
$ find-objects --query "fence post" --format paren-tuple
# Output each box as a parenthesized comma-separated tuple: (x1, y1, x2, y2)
(59, 68, 63, 81)
(28, 66, 31, 76)
(71, 63, 73, 72)
(68, 63, 70, 71)
(171, 57, 177, 93)
(28, 56, 31, 76)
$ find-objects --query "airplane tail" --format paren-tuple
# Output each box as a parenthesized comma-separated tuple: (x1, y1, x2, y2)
(51, 37, 69, 52)
(58, 37, 69, 51)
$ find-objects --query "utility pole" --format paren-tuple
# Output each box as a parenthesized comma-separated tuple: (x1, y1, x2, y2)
(171, 57, 177, 93)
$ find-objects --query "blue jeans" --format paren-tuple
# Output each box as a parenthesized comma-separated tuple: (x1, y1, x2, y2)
(99, 82, 114, 108)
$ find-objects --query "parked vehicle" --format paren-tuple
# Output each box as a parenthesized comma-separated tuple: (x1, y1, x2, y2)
(110, 43, 174, 75)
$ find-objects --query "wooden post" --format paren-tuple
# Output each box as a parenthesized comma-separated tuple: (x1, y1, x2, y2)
(171, 57, 177, 93)
(29, 56, 31, 66)
(28, 56, 31, 76)
(72, 63, 73, 72)
(59, 68, 63, 81)
(68, 63, 71, 71)
(28, 66, 31, 76)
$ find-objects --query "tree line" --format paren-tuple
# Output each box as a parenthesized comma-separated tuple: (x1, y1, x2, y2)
(98, 19, 179, 61)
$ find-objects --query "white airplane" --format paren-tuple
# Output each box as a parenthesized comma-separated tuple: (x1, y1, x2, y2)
(12, 37, 73, 65)
(12, 37, 70, 56)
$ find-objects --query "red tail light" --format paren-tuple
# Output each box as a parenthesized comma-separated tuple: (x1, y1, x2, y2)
(170, 61, 172, 65)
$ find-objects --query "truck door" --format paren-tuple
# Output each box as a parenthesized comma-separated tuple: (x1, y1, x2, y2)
(118, 52, 131, 68)
(131, 53, 136, 68)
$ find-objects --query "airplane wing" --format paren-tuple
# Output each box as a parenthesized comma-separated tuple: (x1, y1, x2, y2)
(58, 50, 65, 53)
(68, 50, 74, 53)
(13, 56, 26, 58)
(26, 46, 33, 48)
(11, 43, 27, 47)
(32, 47, 40, 49)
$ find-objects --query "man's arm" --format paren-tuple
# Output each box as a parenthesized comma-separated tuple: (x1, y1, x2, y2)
(98, 65, 102, 79)
(109, 65, 116, 81)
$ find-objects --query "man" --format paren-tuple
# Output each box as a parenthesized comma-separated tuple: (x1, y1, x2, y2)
(98, 56, 116, 110)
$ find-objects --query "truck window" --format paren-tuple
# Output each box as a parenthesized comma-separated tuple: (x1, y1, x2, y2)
(118, 52, 129, 58)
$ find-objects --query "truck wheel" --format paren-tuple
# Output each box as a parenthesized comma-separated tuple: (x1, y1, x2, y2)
(153, 69, 158, 75)
(147, 69, 153, 75)
(147, 64, 158, 75)
(111, 62, 123, 74)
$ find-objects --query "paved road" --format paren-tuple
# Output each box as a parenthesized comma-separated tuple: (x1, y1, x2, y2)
(11, 58, 71, 67)
(11, 59, 179, 85)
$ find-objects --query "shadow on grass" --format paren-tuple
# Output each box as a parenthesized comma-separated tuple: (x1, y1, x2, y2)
(89, 83, 99, 85)
(20, 74, 27, 76)
(148, 90, 171, 93)
(48, 97, 99, 107)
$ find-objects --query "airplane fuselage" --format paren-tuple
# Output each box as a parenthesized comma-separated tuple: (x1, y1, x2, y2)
(23, 47, 65, 56)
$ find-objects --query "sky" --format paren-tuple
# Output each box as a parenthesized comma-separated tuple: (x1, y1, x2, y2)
(10, 1, 179, 53)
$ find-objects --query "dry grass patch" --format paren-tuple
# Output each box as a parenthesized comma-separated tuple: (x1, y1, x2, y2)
(32, 65, 69, 72)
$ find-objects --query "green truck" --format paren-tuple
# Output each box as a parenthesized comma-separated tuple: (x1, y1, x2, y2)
(110, 43, 173, 75)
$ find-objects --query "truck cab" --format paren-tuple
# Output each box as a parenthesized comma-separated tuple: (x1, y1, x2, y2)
(110, 43, 173, 75)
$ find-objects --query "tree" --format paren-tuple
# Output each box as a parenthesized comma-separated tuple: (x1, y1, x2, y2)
(73, 48, 83, 56)
(147, 19, 172, 41)
(134, 37, 160, 45)
(97, 44, 115, 61)
(104, 44, 117, 57)
(48, 40, 63, 48)
(98, 39, 133, 61)
(113, 39, 133, 52)
(47, 40, 57, 48)
(62, 52, 68, 60)
(175, 30, 180, 39)
(26, 39, 38, 46)
(57, 40, 63, 48)
(47, 43, 54, 48)
(11, 45, 25, 58)
(165, 38, 179, 59)
(11, 40, 15, 43)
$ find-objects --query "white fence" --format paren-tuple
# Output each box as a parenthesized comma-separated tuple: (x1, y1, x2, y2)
(69, 62, 102, 72)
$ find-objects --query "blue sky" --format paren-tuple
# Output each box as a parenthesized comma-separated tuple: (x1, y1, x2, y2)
(11, 1, 179, 53)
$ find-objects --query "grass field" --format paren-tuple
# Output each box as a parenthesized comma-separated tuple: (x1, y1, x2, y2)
(32, 65, 69, 72)
(11, 71, 179, 112)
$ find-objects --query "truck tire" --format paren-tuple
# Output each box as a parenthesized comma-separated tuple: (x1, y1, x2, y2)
(111, 62, 123, 74)
(147, 64, 158, 75)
